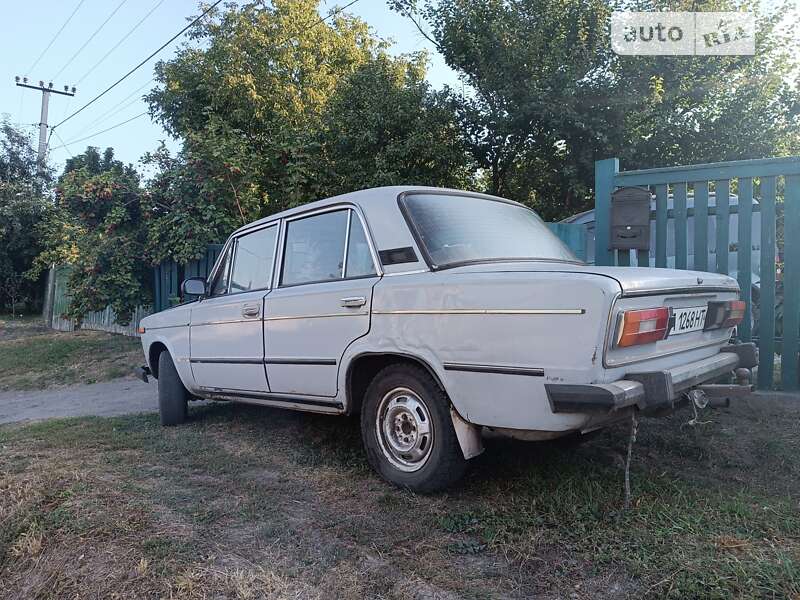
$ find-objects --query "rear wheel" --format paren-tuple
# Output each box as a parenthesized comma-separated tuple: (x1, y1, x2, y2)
(360, 364, 467, 493)
(157, 351, 188, 426)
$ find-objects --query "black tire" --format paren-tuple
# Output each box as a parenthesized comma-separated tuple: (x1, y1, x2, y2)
(360, 364, 467, 493)
(157, 351, 188, 426)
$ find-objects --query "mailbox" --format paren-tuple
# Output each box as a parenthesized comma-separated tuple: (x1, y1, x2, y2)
(610, 186, 651, 250)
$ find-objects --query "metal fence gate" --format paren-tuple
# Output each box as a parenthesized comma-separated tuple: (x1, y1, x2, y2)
(594, 156, 800, 391)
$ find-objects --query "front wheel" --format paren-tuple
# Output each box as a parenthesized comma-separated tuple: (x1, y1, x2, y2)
(157, 351, 188, 426)
(360, 364, 467, 493)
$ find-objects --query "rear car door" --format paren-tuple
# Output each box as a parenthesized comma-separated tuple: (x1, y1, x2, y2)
(264, 207, 380, 397)
(190, 224, 279, 393)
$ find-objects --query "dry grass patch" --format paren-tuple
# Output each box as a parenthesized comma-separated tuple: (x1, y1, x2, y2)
(0, 318, 141, 391)
(0, 396, 799, 598)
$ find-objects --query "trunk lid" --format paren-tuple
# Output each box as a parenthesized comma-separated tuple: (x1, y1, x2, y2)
(449, 261, 741, 371)
(447, 261, 739, 297)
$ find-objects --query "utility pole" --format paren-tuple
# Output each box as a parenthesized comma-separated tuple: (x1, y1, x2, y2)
(15, 76, 76, 169)
(14, 76, 76, 323)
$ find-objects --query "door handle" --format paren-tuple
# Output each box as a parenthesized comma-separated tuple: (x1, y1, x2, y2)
(241, 303, 261, 318)
(340, 296, 366, 308)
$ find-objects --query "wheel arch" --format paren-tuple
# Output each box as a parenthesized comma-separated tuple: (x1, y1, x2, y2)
(345, 351, 446, 417)
(148, 341, 169, 379)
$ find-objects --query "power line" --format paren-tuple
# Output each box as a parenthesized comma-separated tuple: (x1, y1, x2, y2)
(50, 129, 74, 159)
(52, 0, 224, 131)
(26, 0, 87, 75)
(296, 0, 362, 39)
(51, 112, 149, 150)
(50, 0, 361, 146)
(52, 0, 129, 82)
(76, 0, 166, 85)
(72, 78, 154, 139)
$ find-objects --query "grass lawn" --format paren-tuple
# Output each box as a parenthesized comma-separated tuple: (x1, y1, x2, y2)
(1, 395, 798, 598)
(0, 316, 142, 391)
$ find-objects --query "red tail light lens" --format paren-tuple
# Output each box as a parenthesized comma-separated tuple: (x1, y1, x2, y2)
(704, 300, 746, 330)
(616, 307, 670, 347)
(722, 300, 746, 327)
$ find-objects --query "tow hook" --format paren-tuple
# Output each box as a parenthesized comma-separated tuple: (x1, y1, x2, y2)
(686, 388, 709, 410)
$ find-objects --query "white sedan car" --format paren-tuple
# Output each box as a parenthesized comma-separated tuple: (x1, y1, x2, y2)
(137, 187, 756, 492)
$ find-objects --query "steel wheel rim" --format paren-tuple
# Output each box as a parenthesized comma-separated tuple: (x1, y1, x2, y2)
(375, 387, 434, 473)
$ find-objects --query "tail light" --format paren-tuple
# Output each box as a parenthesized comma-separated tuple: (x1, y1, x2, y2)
(704, 300, 746, 330)
(616, 307, 670, 347)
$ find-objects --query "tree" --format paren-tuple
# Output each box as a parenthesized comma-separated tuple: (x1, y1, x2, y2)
(391, 0, 800, 220)
(0, 120, 50, 313)
(31, 147, 147, 324)
(141, 145, 246, 266)
(146, 0, 473, 228)
(147, 0, 378, 218)
(319, 53, 474, 193)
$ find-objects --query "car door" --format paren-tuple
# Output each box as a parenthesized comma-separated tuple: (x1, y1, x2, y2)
(264, 207, 380, 397)
(190, 224, 279, 393)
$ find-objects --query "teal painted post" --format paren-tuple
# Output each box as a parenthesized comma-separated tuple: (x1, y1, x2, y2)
(595, 158, 618, 266)
(153, 266, 162, 313)
(782, 175, 800, 391)
(693, 181, 709, 271)
(674, 182, 688, 270)
(655, 185, 668, 267)
(715, 180, 730, 274)
(617, 250, 630, 266)
(758, 176, 777, 390)
(636, 249, 649, 267)
(737, 178, 754, 341)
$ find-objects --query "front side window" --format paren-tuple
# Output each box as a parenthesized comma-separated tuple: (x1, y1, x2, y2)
(229, 225, 278, 293)
(209, 245, 232, 296)
(402, 193, 579, 268)
(281, 210, 349, 286)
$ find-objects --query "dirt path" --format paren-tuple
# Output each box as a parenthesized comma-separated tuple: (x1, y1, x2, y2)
(0, 376, 158, 424)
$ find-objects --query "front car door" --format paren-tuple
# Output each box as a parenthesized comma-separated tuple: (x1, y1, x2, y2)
(190, 223, 279, 393)
(264, 206, 381, 397)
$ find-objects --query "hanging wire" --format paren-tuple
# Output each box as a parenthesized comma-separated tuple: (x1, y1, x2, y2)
(26, 0, 87, 75)
(76, 0, 167, 85)
(52, 0, 224, 131)
(50, 112, 149, 150)
(52, 0, 130, 81)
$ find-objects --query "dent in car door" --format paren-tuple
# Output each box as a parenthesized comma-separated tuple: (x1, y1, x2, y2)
(264, 208, 380, 397)
(190, 224, 278, 392)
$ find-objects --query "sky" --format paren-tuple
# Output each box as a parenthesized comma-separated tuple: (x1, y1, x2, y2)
(0, 0, 459, 173)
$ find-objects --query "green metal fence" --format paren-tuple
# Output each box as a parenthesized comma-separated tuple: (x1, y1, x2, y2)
(595, 157, 800, 391)
(153, 244, 224, 313)
(49, 245, 225, 336)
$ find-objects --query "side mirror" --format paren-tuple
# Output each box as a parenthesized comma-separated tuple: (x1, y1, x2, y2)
(181, 277, 207, 299)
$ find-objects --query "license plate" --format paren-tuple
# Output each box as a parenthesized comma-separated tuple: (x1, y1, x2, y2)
(671, 306, 708, 336)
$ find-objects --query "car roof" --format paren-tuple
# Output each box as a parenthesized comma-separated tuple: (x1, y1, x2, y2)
(232, 185, 515, 235)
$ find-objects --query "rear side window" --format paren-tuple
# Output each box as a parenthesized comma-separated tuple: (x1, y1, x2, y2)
(282, 210, 349, 286)
(345, 212, 377, 278)
(230, 226, 277, 292)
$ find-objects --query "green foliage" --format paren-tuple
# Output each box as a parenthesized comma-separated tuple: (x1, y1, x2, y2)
(141, 145, 244, 265)
(320, 53, 473, 192)
(32, 147, 148, 325)
(0, 121, 50, 313)
(147, 0, 473, 222)
(392, 0, 800, 220)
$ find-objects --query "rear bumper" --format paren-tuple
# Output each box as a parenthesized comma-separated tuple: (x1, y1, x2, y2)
(546, 343, 756, 415)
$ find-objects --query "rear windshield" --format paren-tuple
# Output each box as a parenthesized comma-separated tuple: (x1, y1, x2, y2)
(402, 193, 579, 268)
